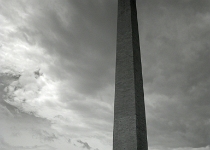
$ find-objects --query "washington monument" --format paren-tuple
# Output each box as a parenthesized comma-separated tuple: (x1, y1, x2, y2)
(113, 0, 148, 150)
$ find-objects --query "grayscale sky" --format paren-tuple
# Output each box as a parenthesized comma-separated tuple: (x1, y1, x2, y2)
(0, 0, 210, 150)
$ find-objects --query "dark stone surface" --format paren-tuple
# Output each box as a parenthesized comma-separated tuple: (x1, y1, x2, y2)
(113, 0, 148, 150)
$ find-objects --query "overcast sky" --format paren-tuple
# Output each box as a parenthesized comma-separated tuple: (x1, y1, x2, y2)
(0, 0, 210, 150)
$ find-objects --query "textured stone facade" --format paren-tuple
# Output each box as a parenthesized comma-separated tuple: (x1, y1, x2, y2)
(113, 0, 148, 150)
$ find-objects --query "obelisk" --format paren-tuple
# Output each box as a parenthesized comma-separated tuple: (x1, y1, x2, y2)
(113, 0, 148, 150)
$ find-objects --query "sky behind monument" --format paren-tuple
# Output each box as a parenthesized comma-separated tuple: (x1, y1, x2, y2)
(0, 0, 210, 150)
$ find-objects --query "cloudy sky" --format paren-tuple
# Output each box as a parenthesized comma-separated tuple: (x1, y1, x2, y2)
(0, 0, 210, 150)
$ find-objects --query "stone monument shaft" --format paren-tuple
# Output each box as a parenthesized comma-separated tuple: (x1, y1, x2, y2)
(113, 0, 148, 150)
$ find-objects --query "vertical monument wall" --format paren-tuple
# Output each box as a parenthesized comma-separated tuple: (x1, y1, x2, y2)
(113, 0, 148, 149)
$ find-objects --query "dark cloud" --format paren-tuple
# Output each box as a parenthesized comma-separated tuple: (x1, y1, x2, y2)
(17, 0, 118, 96)
(1, 0, 210, 149)
(77, 140, 92, 150)
(137, 0, 210, 149)
(63, 0, 117, 95)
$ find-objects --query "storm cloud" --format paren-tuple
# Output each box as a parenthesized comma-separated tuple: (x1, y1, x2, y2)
(0, 0, 210, 150)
